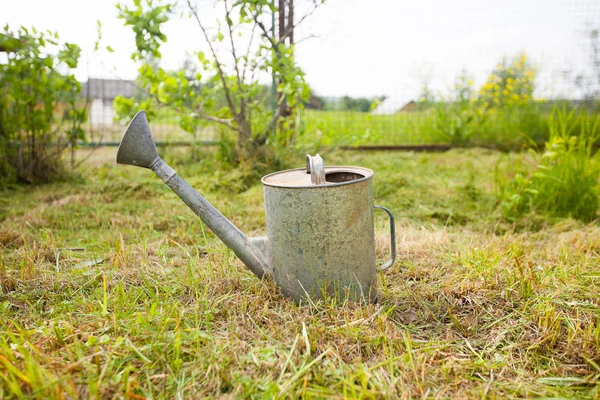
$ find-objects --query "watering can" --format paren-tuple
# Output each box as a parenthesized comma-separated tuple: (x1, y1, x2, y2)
(116, 111, 396, 302)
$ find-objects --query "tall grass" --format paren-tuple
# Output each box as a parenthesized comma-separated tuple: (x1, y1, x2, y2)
(474, 104, 550, 147)
(299, 110, 438, 147)
(496, 108, 600, 222)
(297, 107, 556, 149)
(128, 102, 599, 151)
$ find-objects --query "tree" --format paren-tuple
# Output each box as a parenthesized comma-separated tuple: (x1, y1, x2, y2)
(0, 26, 86, 183)
(114, 0, 323, 161)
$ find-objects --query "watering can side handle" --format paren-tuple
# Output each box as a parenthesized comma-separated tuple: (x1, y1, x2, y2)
(375, 205, 396, 271)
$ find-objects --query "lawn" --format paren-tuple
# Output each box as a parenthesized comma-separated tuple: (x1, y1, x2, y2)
(301, 110, 438, 146)
(1, 147, 599, 398)
(132, 107, 556, 149)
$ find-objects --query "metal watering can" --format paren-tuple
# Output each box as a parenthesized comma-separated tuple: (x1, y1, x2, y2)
(117, 111, 396, 302)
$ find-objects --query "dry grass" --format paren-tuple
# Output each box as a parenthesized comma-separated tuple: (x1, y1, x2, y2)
(1, 147, 599, 398)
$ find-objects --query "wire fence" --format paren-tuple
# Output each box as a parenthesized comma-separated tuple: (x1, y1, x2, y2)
(78, 0, 600, 149)
(79, 79, 598, 150)
(81, 79, 219, 146)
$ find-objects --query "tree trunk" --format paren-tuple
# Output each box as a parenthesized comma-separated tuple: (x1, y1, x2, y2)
(276, 0, 293, 143)
(288, 0, 294, 46)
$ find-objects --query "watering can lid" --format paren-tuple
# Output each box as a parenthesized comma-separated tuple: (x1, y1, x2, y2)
(262, 154, 373, 188)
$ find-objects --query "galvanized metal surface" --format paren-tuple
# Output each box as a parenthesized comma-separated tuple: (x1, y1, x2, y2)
(375, 205, 396, 270)
(306, 154, 326, 185)
(263, 168, 377, 302)
(116, 111, 160, 169)
(116, 110, 396, 303)
(116, 111, 270, 279)
(262, 166, 373, 188)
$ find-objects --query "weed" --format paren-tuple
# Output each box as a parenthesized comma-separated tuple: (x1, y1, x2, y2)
(496, 108, 600, 222)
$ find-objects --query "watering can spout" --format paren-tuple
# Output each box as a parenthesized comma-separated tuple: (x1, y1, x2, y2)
(116, 111, 160, 168)
(117, 111, 270, 279)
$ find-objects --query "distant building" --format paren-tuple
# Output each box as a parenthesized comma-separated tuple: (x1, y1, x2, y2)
(397, 100, 417, 112)
(80, 78, 136, 125)
(371, 96, 413, 115)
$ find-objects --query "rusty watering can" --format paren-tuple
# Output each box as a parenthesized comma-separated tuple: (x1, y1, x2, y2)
(117, 111, 396, 302)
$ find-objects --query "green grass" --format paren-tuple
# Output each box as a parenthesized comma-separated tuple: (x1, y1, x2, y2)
(497, 109, 600, 222)
(1, 147, 600, 398)
(100, 103, 600, 150)
(109, 107, 552, 148)
(299, 108, 554, 148)
(300, 110, 439, 146)
(85, 122, 217, 144)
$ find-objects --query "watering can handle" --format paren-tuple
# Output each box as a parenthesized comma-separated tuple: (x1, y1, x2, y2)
(306, 154, 326, 185)
(375, 205, 396, 271)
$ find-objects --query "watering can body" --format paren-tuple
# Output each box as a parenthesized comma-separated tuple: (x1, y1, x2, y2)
(263, 167, 380, 301)
(116, 111, 395, 303)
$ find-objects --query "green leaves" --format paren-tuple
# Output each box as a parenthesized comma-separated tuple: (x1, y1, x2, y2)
(0, 25, 85, 182)
(57, 43, 81, 68)
(196, 50, 208, 67)
(496, 107, 600, 222)
(115, 0, 318, 160)
(117, 0, 174, 61)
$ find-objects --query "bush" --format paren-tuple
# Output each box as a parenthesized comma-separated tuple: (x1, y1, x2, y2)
(479, 53, 535, 109)
(422, 56, 542, 148)
(496, 108, 600, 222)
(0, 26, 85, 184)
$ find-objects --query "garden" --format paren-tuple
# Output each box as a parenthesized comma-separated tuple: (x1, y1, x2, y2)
(1, 0, 600, 398)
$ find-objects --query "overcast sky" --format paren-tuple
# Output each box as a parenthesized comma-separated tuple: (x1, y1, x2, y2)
(2, 0, 599, 105)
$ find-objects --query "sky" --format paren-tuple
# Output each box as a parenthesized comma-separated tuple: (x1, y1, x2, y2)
(2, 0, 600, 107)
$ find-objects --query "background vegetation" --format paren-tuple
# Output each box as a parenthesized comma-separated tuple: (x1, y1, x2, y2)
(112, 0, 318, 163)
(0, 26, 86, 185)
(496, 108, 600, 222)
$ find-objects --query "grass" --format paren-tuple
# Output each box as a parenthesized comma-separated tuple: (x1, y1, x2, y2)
(300, 108, 556, 148)
(1, 147, 600, 398)
(496, 109, 600, 222)
(301, 110, 439, 146)
(84, 122, 217, 144)
(101, 107, 554, 148)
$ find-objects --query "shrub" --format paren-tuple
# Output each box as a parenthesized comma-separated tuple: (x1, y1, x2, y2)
(424, 58, 541, 147)
(0, 26, 86, 184)
(479, 53, 535, 109)
(496, 108, 600, 222)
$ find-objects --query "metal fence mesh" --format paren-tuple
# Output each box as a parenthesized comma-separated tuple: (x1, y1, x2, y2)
(78, 0, 600, 148)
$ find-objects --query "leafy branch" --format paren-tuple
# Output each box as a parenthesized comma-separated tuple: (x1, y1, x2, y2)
(115, 0, 319, 160)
